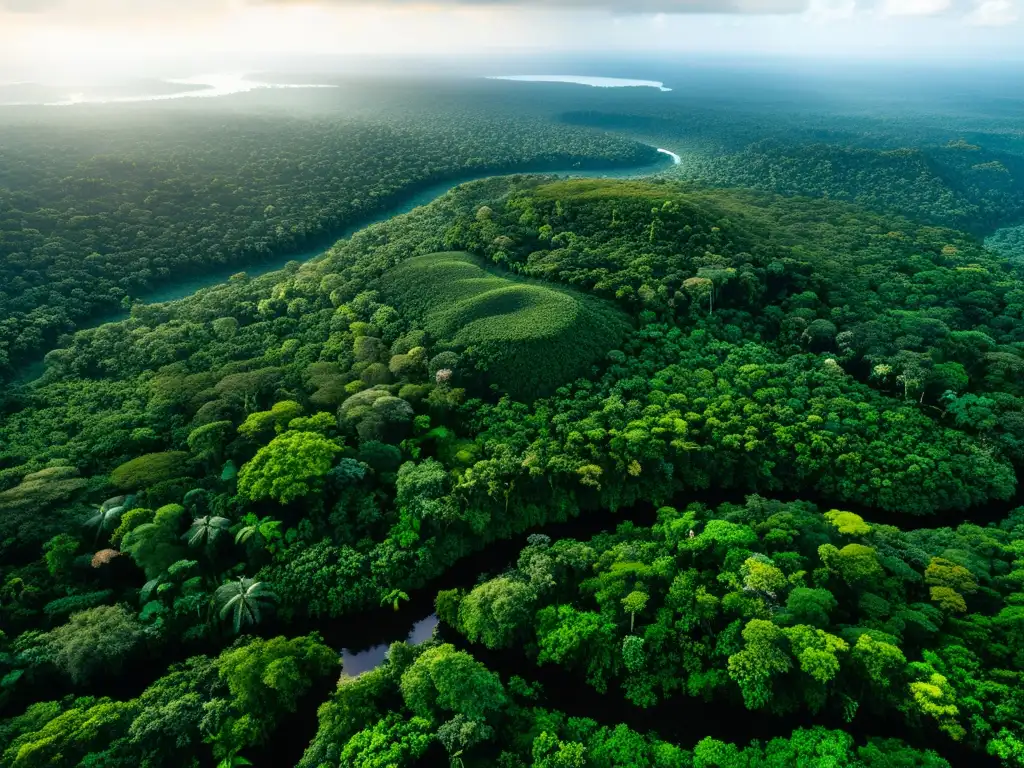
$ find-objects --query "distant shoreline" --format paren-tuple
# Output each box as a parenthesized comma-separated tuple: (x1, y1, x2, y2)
(487, 74, 672, 92)
(0, 74, 338, 107)
(657, 148, 682, 164)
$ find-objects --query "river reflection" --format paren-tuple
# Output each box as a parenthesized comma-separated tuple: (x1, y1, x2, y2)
(340, 614, 439, 676)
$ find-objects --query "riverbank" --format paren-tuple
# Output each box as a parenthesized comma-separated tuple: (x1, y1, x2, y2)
(308, 481, 1024, 677)
(12, 149, 678, 385)
(275, 486, 1007, 767)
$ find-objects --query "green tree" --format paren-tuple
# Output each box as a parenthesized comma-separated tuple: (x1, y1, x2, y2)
(1, 697, 133, 768)
(42, 534, 79, 578)
(399, 643, 506, 722)
(728, 619, 792, 710)
(184, 515, 231, 549)
(214, 578, 276, 633)
(215, 634, 337, 722)
(110, 452, 191, 491)
(818, 543, 884, 586)
(850, 634, 906, 693)
(381, 589, 410, 612)
(187, 421, 234, 465)
(45, 605, 146, 684)
(110, 507, 154, 548)
(621, 591, 649, 633)
(233, 513, 283, 552)
(121, 504, 189, 580)
(237, 431, 341, 504)
(457, 576, 536, 649)
(237, 400, 304, 441)
(782, 588, 837, 628)
(823, 510, 871, 536)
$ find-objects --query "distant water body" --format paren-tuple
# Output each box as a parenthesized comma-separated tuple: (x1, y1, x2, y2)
(340, 615, 439, 677)
(488, 75, 672, 92)
(1, 74, 337, 107)
(657, 148, 682, 164)
(13, 150, 678, 384)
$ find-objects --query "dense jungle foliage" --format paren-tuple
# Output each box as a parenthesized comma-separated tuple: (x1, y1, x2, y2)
(554, 70, 1024, 235)
(298, 636, 956, 767)
(0, 102, 655, 376)
(987, 225, 1024, 267)
(3, 70, 1024, 767)
(439, 497, 1024, 762)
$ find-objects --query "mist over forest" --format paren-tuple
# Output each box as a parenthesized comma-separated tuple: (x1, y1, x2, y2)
(2, 32, 1024, 768)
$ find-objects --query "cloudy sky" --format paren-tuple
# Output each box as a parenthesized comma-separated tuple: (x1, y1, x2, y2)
(1, 0, 1021, 82)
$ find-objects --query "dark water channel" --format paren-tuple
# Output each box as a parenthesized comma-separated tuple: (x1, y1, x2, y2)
(7, 141, 1010, 763)
(12, 150, 676, 384)
(316, 486, 1024, 677)
(269, 486, 1017, 766)
(29, 488, 1010, 764)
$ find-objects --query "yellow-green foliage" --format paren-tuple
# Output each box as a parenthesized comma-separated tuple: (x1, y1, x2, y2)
(111, 508, 154, 547)
(110, 451, 190, 491)
(0, 466, 89, 513)
(238, 401, 304, 441)
(823, 510, 871, 536)
(381, 252, 628, 399)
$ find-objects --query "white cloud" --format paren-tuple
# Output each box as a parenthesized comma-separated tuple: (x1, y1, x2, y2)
(805, 0, 857, 20)
(1, 0, 1021, 83)
(252, 0, 813, 12)
(967, 0, 1018, 23)
(879, 0, 952, 15)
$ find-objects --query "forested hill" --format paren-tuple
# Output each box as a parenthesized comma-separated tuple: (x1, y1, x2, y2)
(680, 139, 1024, 236)
(559, 98, 1024, 236)
(0, 108, 655, 377)
(3, 170, 1024, 765)
(4, 72, 1023, 382)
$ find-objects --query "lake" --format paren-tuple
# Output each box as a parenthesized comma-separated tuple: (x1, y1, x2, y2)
(0, 73, 337, 107)
(487, 74, 672, 91)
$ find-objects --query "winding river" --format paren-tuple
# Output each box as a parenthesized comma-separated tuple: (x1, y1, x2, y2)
(283, 489, 1005, 767)
(15, 150, 679, 384)
(13, 144, 1002, 765)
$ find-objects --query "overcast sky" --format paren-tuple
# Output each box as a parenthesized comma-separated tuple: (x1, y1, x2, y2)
(1, 0, 1021, 83)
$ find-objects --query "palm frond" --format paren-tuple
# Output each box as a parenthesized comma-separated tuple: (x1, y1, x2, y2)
(140, 578, 161, 603)
(214, 576, 275, 634)
(235, 526, 256, 544)
(219, 593, 241, 621)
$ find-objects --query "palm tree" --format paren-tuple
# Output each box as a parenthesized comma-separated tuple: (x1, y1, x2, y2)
(217, 753, 252, 768)
(380, 589, 410, 612)
(183, 488, 209, 514)
(233, 513, 282, 551)
(215, 577, 275, 633)
(622, 590, 649, 633)
(183, 515, 231, 548)
(85, 499, 125, 546)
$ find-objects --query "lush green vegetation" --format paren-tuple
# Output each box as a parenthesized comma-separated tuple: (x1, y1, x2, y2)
(988, 225, 1024, 267)
(380, 251, 629, 399)
(440, 497, 1024, 761)
(299, 636, 953, 767)
(679, 140, 1024, 236)
(0, 103, 655, 376)
(4, 70, 1024, 766)
(0, 633, 337, 767)
(557, 72, 1024, 235)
